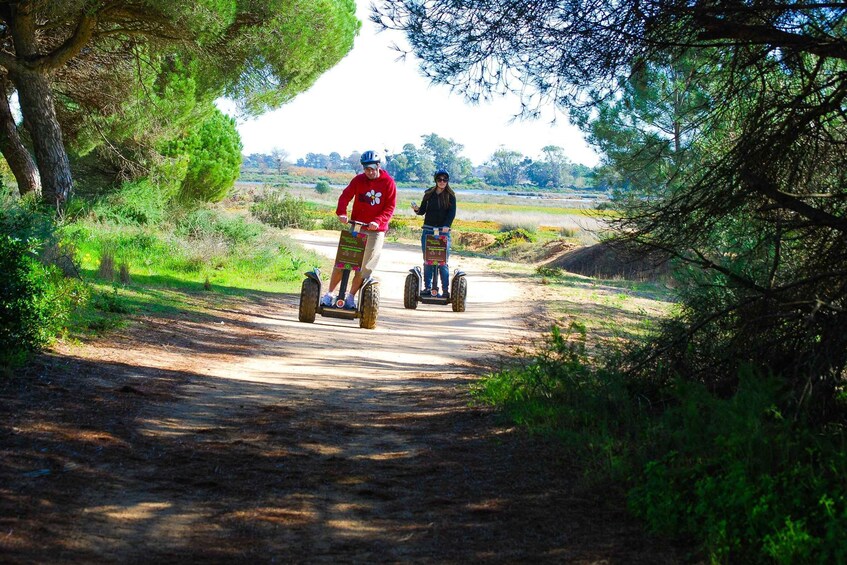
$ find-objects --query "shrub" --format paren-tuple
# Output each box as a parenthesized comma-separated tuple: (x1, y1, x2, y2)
(320, 214, 346, 231)
(495, 228, 536, 246)
(315, 180, 331, 194)
(175, 208, 262, 245)
(92, 179, 167, 226)
(177, 108, 243, 203)
(250, 191, 311, 229)
(0, 205, 78, 367)
(627, 371, 847, 564)
(387, 217, 416, 239)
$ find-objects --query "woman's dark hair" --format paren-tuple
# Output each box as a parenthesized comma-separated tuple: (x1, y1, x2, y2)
(422, 180, 455, 209)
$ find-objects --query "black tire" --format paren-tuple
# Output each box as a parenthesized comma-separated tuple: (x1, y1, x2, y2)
(359, 283, 380, 329)
(451, 276, 467, 312)
(403, 272, 419, 309)
(298, 278, 319, 323)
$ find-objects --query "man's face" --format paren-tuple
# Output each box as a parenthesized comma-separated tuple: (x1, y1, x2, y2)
(363, 165, 380, 179)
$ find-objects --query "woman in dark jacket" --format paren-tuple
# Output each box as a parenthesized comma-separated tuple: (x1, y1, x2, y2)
(412, 169, 457, 296)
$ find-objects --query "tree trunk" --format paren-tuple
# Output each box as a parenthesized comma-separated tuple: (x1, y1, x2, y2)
(0, 81, 41, 198)
(7, 2, 74, 213)
(14, 69, 73, 211)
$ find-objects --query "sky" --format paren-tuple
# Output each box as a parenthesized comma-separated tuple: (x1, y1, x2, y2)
(222, 4, 600, 168)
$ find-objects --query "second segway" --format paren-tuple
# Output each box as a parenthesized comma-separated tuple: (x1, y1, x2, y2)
(403, 227, 467, 312)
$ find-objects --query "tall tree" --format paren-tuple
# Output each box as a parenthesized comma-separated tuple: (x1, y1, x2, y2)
(420, 133, 471, 181)
(0, 76, 38, 197)
(375, 1, 847, 416)
(0, 0, 359, 212)
(271, 148, 290, 175)
(386, 142, 432, 182)
(485, 147, 524, 187)
(525, 145, 574, 188)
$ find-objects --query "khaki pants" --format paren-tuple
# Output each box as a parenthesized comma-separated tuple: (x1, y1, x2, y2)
(360, 230, 385, 279)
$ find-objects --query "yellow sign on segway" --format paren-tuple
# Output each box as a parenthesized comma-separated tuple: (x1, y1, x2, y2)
(335, 230, 368, 270)
(424, 234, 448, 265)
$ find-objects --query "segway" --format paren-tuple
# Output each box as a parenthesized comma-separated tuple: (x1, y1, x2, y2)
(298, 221, 380, 329)
(403, 228, 467, 312)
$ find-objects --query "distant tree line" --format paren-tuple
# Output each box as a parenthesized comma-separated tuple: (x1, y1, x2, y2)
(242, 132, 598, 189)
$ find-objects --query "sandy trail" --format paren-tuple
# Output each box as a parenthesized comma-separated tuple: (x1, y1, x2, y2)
(1, 231, 689, 563)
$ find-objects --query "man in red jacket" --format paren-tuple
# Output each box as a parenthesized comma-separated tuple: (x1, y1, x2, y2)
(322, 150, 397, 309)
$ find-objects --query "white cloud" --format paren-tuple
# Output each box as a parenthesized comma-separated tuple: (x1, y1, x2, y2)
(224, 5, 599, 168)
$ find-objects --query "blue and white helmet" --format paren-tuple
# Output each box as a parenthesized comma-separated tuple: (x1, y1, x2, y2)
(360, 150, 381, 166)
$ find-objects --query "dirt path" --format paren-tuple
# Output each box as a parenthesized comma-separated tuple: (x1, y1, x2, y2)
(0, 232, 691, 563)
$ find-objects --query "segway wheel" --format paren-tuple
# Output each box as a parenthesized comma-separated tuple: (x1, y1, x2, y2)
(451, 276, 467, 312)
(298, 277, 319, 323)
(359, 283, 380, 329)
(403, 272, 419, 309)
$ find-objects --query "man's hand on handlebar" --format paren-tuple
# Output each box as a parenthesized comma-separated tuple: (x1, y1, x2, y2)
(368, 221, 379, 231)
(338, 214, 348, 224)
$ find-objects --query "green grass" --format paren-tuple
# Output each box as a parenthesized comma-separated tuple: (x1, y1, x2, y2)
(459, 200, 604, 217)
(57, 205, 329, 338)
(64, 216, 321, 295)
(534, 268, 675, 350)
(473, 263, 847, 563)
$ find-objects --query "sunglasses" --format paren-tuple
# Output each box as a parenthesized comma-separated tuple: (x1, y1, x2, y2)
(435, 177, 448, 183)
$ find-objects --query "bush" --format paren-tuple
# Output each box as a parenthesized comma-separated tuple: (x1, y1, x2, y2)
(250, 191, 312, 229)
(175, 208, 262, 245)
(92, 179, 167, 226)
(494, 228, 536, 246)
(320, 214, 346, 231)
(0, 205, 79, 367)
(628, 371, 847, 564)
(177, 108, 243, 203)
(315, 180, 331, 194)
(387, 217, 416, 239)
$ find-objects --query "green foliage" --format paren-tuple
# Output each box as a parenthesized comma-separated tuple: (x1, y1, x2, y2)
(91, 179, 168, 226)
(628, 371, 847, 564)
(471, 323, 632, 460)
(68, 54, 201, 198)
(63, 203, 320, 299)
(0, 204, 80, 367)
(476, 319, 847, 562)
(250, 190, 312, 229)
(315, 180, 331, 194)
(175, 208, 262, 245)
(178, 108, 243, 203)
(320, 214, 347, 231)
(385, 142, 435, 182)
(93, 286, 133, 315)
(16, 1, 357, 210)
(387, 217, 416, 239)
(494, 228, 536, 246)
(420, 133, 473, 182)
(485, 148, 525, 186)
(218, 0, 360, 116)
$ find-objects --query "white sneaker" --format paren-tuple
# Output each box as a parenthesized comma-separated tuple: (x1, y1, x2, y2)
(344, 293, 356, 309)
(321, 292, 333, 306)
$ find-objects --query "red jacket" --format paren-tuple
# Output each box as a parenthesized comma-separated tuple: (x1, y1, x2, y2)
(335, 170, 397, 232)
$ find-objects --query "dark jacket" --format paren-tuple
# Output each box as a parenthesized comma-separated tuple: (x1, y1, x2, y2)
(416, 188, 456, 228)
